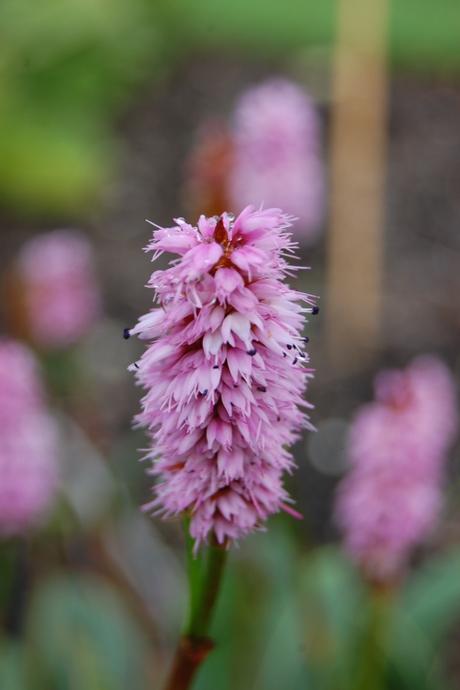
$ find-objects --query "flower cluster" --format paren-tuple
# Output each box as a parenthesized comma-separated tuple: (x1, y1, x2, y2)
(0, 340, 59, 535)
(229, 80, 324, 243)
(17, 229, 100, 349)
(129, 206, 317, 546)
(336, 356, 458, 581)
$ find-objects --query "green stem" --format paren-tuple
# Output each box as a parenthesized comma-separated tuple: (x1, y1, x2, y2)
(354, 582, 393, 690)
(0, 540, 28, 638)
(163, 522, 228, 690)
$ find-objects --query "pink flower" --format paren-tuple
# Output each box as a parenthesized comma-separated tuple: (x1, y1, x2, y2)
(336, 356, 458, 580)
(129, 207, 317, 547)
(229, 80, 324, 243)
(0, 340, 59, 535)
(0, 340, 43, 423)
(17, 229, 101, 349)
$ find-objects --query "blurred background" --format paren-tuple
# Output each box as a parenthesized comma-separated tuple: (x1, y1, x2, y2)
(1, 0, 460, 688)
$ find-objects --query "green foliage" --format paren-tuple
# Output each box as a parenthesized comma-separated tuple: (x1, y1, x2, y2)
(388, 550, 460, 690)
(390, 0, 460, 73)
(161, 0, 335, 57)
(400, 549, 460, 640)
(0, 0, 161, 217)
(0, 642, 27, 690)
(193, 520, 302, 690)
(296, 547, 460, 690)
(184, 531, 460, 690)
(0, 112, 109, 216)
(163, 0, 460, 73)
(26, 573, 149, 690)
(299, 548, 369, 690)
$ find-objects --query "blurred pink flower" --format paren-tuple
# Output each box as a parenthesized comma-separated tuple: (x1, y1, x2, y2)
(0, 340, 43, 423)
(17, 229, 101, 349)
(0, 340, 59, 535)
(336, 356, 458, 581)
(129, 206, 317, 547)
(229, 80, 324, 243)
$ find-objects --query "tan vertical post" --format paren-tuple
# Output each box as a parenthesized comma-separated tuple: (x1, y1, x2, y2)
(325, 0, 389, 374)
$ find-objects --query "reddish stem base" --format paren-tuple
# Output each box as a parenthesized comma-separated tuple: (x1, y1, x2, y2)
(164, 636, 214, 690)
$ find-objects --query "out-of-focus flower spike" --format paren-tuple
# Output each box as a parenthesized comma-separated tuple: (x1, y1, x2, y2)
(229, 79, 324, 244)
(336, 356, 458, 581)
(0, 339, 59, 535)
(12, 229, 100, 349)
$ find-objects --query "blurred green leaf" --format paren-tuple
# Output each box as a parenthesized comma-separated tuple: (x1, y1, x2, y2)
(400, 549, 460, 641)
(252, 586, 308, 690)
(0, 0, 162, 216)
(246, 524, 307, 690)
(390, 0, 460, 73)
(160, 0, 335, 57)
(385, 628, 445, 690)
(383, 550, 460, 690)
(0, 110, 109, 216)
(162, 0, 460, 73)
(0, 641, 27, 690)
(26, 573, 149, 690)
(299, 547, 368, 690)
(1, 0, 160, 109)
(297, 548, 460, 690)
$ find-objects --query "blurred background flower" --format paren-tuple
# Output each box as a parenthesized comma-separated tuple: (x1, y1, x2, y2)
(0, 340, 58, 535)
(184, 79, 324, 243)
(335, 356, 458, 582)
(229, 80, 324, 242)
(11, 229, 101, 350)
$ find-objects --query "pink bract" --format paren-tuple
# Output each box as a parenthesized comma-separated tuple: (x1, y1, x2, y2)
(130, 206, 317, 547)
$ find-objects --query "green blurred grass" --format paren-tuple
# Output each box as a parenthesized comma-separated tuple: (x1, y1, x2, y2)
(164, 0, 460, 73)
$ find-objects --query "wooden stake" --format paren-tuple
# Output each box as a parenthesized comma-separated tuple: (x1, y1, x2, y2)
(325, 0, 389, 373)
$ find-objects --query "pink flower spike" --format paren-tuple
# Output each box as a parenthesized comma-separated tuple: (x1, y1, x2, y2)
(130, 207, 317, 547)
(16, 229, 101, 349)
(0, 340, 59, 535)
(229, 80, 324, 244)
(335, 356, 458, 582)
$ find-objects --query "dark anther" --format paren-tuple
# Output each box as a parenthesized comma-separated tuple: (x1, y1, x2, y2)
(312, 306, 320, 315)
(123, 328, 131, 339)
(303, 336, 310, 343)
(234, 383, 238, 387)
(292, 357, 298, 365)
(283, 352, 287, 357)
(134, 362, 139, 369)
(213, 364, 219, 369)
(199, 389, 208, 397)
(286, 344, 292, 350)
(247, 349, 257, 356)
(257, 386, 267, 392)
(277, 416, 281, 422)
